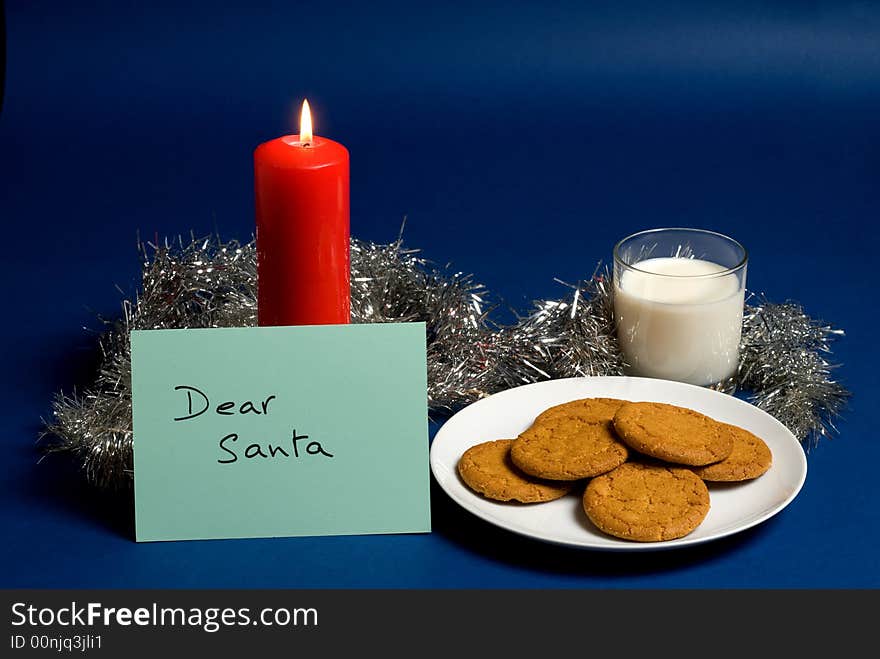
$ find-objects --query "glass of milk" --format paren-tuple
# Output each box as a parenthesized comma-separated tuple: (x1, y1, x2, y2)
(613, 228, 748, 386)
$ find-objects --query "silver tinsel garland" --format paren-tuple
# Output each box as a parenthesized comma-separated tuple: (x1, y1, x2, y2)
(42, 234, 849, 490)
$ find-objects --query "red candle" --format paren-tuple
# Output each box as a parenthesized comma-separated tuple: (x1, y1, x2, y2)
(254, 100, 350, 326)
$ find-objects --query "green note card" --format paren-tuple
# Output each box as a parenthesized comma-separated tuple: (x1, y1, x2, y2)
(130, 323, 431, 542)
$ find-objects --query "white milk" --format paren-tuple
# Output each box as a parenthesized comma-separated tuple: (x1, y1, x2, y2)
(614, 257, 744, 386)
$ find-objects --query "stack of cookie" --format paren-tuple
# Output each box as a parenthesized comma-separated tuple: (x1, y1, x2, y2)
(456, 398, 772, 542)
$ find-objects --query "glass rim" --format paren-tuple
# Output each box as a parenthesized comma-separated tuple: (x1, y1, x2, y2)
(613, 227, 748, 280)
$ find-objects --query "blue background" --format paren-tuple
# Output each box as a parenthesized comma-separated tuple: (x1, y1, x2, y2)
(1, 1, 877, 587)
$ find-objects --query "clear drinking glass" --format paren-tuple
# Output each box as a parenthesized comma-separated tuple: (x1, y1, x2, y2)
(613, 228, 748, 386)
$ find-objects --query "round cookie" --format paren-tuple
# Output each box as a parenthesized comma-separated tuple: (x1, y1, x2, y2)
(510, 417, 629, 480)
(583, 462, 711, 542)
(613, 401, 734, 466)
(457, 439, 576, 503)
(690, 424, 772, 482)
(534, 397, 629, 424)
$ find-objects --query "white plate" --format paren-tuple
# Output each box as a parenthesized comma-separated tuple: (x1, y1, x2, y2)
(430, 376, 807, 551)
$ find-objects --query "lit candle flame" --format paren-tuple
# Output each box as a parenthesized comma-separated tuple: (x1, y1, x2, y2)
(300, 99, 313, 146)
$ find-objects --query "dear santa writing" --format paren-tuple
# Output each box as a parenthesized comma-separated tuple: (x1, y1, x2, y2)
(172, 385, 334, 464)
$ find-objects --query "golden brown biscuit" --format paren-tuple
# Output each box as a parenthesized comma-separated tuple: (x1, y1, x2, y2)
(583, 462, 711, 542)
(690, 424, 773, 482)
(613, 401, 734, 466)
(510, 417, 629, 480)
(534, 397, 629, 424)
(457, 439, 576, 503)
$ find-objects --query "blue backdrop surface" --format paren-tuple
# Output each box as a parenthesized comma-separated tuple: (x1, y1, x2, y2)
(1, 1, 878, 588)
